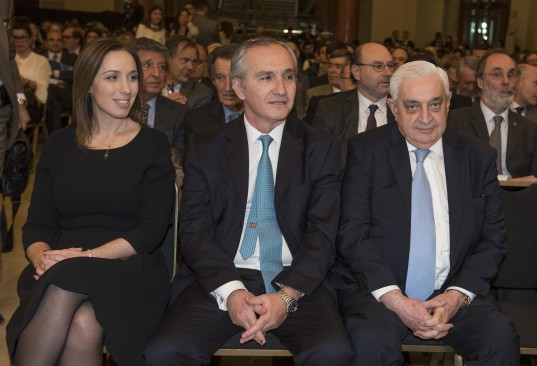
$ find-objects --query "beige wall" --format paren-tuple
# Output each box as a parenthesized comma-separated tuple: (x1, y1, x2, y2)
(511, 0, 537, 50)
(41, 0, 116, 11)
(370, 0, 418, 45)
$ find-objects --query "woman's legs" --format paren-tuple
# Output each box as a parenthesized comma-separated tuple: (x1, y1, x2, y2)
(15, 285, 102, 366)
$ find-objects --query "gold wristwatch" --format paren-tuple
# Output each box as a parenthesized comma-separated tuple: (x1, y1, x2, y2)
(17, 98, 28, 107)
(277, 290, 298, 313)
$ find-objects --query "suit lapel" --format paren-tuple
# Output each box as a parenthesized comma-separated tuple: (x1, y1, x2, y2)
(506, 111, 522, 162)
(224, 119, 249, 206)
(470, 107, 490, 141)
(387, 126, 412, 225)
(275, 119, 303, 205)
(442, 131, 464, 255)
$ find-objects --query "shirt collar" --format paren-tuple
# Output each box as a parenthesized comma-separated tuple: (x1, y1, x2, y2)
(223, 104, 243, 120)
(406, 138, 444, 158)
(244, 116, 285, 148)
(480, 100, 509, 123)
(146, 96, 157, 109)
(358, 90, 387, 114)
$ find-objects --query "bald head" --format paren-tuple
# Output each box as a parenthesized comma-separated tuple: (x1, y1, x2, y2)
(351, 43, 394, 102)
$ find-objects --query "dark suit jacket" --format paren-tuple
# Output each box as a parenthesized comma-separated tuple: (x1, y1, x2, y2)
(180, 80, 214, 110)
(448, 106, 537, 178)
(177, 116, 342, 296)
(313, 89, 396, 167)
(184, 100, 226, 149)
(450, 93, 472, 110)
(334, 124, 506, 298)
(40, 50, 77, 83)
(525, 106, 537, 123)
(154, 94, 187, 157)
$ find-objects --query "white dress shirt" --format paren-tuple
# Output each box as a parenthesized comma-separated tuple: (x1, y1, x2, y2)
(357, 91, 388, 133)
(481, 102, 510, 178)
(372, 139, 475, 302)
(212, 118, 293, 310)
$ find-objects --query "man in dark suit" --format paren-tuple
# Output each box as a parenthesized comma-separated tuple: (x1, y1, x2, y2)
(164, 35, 214, 110)
(145, 37, 352, 366)
(191, 0, 218, 47)
(511, 63, 537, 122)
(131, 37, 187, 168)
(42, 30, 77, 132)
(449, 50, 537, 180)
(335, 60, 519, 365)
(184, 44, 242, 148)
(313, 42, 395, 167)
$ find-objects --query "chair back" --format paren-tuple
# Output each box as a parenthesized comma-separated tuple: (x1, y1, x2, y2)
(493, 184, 537, 289)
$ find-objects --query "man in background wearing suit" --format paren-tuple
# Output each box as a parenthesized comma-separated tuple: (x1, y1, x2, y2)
(511, 63, 537, 122)
(335, 60, 519, 365)
(145, 37, 352, 366)
(164, 35, 214, 110)
(449, 50, 537, 180)
(0, 0, 30, 323)
(184, 44, 242, 147)
(313, 42, 395, 167)
(42, 30, 77, 132)
(131, 37, 187, 170)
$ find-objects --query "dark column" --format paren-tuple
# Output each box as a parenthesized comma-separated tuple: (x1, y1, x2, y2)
(334, 0, 359, 43)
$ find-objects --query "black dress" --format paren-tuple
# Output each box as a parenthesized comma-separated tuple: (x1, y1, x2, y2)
(6, 126, 175, 365)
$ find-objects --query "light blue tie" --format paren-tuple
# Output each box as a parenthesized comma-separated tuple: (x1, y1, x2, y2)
(405, 149, 436, 301)
(239, 135, 283, 293)
(226, 112, 240, 123)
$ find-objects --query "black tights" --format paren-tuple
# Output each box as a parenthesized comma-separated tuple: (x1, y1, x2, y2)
(14, 285, 104, 366)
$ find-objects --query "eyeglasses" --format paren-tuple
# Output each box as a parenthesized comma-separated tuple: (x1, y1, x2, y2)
(356, 63, 396, 72)
(482, 71, 518, 81)
(13, 35, 30, 42)
(328, 62, 348, 70)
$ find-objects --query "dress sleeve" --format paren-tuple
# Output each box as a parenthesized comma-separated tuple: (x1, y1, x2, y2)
(123, 132, 175, 254)
(22, 136, 60, 251)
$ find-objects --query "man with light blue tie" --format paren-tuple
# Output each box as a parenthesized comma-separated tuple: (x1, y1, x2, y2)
(333, 61, 519, 365)
(145, 36, 352, 366)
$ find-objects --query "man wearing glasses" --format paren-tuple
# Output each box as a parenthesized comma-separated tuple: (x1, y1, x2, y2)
(163, 35, 213, 110)
(62, 26, 82, 55)
(313, 42, 396, 168)
(449, 50, 537, 181)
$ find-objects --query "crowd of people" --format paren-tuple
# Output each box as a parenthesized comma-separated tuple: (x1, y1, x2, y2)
(3, 0, 537, 365)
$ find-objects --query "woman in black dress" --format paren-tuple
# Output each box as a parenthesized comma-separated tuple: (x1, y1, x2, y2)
(7, 39, 175, 365)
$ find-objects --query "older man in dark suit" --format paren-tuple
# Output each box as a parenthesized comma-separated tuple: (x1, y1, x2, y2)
(184, 44, 242, 148)
(131, 37, 188, 190)
(334, 60, 519, 365)
(449, 50, 537, 180)
(145, 36, 352, 366)
(313, 42, 396, 167)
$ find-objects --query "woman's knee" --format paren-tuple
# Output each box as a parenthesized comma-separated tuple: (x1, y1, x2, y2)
(65, 302, 103, 348)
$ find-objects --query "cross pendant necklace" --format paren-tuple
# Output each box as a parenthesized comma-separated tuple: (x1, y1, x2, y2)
(104, 149, 110, 159)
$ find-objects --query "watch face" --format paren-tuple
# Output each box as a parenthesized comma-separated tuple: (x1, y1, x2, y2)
(288, 301, 299, 313)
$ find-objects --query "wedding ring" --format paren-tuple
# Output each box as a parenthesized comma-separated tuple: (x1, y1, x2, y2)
(44, 264, 47, 270)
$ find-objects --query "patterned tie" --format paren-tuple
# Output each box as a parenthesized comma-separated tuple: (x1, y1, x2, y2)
(141, 103, 150, 125)
(226, 112, 240, 123)
(489, 116, 503, 174)
(239, 135, 283, 293)
(366, 104, 378, 131)
(52, 53, 59, 61)
(405, 149, 436, 301)
(514, 106, 524, 115)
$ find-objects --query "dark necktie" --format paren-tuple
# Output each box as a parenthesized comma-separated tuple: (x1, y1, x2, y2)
(405, 149, 435, 301)
(366, 104, 378, 131)
(489, 116, 503, 174)
(514, 106, 524, 115)
(142, 103, 150, 125)
(52, 53, 59, 61)
(239, 135, 283, 293)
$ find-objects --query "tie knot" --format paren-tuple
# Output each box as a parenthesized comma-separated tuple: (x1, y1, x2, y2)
(414, 149, 430, 163)
(514, 106, 524, 115)
(369, 104, 378, 114)
(493, 115, 503, 126)
(259, 135, 273, 151)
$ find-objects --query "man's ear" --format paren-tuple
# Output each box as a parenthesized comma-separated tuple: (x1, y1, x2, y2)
(232, 78, 246, 101)
(388, 98, 398, 121)
(351, 64, 361, 82)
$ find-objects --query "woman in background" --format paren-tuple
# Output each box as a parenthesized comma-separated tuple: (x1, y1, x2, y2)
(135, 4, 166, 44)
(6, 39, 174, 366)
(170, 7, 198, 40)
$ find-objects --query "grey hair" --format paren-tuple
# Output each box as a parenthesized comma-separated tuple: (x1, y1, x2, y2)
(390, 61, 450, 103)
(230, 36, 297, 85)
